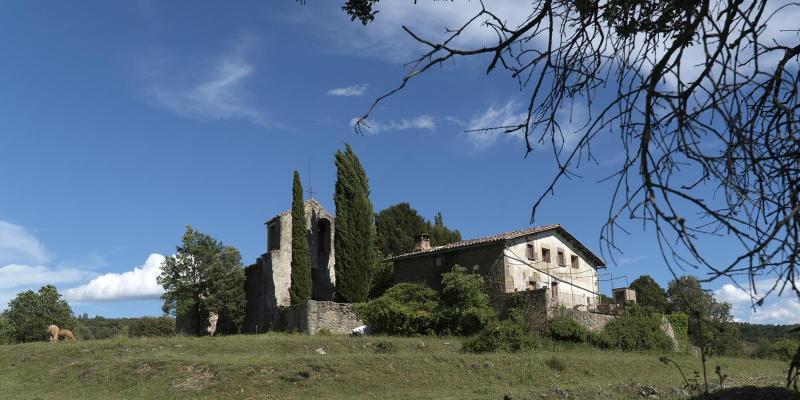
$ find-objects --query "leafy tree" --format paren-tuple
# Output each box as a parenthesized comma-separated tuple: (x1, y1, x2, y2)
(666, 276, 737, 355)
(437, 265, 494, 335)
(4, 285, 74, 342)
(333, 144, 376, 303)
(375, 203, 461, 256)
(159, 226, 246, 335)
(0, 315, 16, 344)
(429, 212, 461, 249)
(368, 252, 394, 299)
(630, 275, 667, 313)
(289, 170, 312, 304)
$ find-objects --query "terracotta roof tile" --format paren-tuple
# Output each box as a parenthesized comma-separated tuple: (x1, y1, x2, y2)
(388, 224, 605, 267)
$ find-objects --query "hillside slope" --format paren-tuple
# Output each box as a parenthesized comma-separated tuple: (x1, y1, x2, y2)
(0, 334, 791, 399)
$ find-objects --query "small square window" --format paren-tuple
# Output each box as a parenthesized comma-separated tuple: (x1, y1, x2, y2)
(526, 243, 536, 260)
(541, 248, 551, 263)
(435, 255, 443, 267)
(571, 255, 579, 269)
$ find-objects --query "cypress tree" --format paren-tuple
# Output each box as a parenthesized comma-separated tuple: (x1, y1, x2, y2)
(334, 144, 376, 303)
(289, 170, 312, 304)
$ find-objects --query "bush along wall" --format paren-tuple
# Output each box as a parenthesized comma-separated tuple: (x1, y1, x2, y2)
(356, 266, 494, 336)
(666, 313, 689, 352)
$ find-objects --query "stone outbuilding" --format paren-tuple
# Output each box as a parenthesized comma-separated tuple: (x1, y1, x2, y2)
(390, 224, 606, 311)
(244, 199, 336, 333)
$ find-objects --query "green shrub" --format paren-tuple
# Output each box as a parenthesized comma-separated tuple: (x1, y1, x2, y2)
(0, 315, 15, 345)
(666, 313, 689, 352)
(600, 306, 673, 351)
(128, 317, 176, 337)
(768, 339, 800, 361)
(355, 283, 439, 335)
(437, 266, 495, 335)
(547, 312, 591, 343)
(462, 320, 539, 353)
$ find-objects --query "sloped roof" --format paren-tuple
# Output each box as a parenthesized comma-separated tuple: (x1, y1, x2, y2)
(388, 224, 605, 267)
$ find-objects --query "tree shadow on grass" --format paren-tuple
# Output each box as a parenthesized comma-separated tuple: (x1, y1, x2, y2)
(691, 386, 800, 400)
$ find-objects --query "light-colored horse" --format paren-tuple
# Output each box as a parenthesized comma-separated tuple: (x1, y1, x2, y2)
(47, 325, 77, 342)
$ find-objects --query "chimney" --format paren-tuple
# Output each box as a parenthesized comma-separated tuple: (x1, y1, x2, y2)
(413, 233, 431, 251)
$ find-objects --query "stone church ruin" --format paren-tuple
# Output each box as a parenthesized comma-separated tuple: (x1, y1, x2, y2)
(243, 199, 361, 333)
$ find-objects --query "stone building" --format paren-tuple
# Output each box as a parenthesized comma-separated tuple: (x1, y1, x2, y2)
(244, 199, 336, 333)
(390, 224, 606, 311)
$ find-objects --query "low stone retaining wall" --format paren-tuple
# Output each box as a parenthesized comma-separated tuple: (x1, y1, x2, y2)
(278, 300, 363, 334)
(562, 309, 616, 332)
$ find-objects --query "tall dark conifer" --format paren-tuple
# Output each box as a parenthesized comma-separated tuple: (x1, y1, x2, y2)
(334, 144, 376, 303)
(289, 170, 312, 304)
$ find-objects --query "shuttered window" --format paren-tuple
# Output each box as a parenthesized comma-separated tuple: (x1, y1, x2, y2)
(557, 248, 566, 266)
(571, 255, 579, 269)
(541, 248, 551, 263)
(526, 243, 536, 260)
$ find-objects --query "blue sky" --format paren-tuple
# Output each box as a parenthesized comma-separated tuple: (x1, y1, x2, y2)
(1, 1, 798, 324)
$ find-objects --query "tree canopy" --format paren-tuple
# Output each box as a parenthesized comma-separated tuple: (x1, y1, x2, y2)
(159, 225, 246, 335)
(666, 276, 739, 355)
(4, 285, 74, 342)
(334, 143, 377, 303)
(629, 275, 667, 313)
(375, 202, 461, 256)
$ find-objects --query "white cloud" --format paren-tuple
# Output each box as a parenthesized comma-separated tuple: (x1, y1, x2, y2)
(0, 220, 48, 265)
(327, 83, 369, 97)
(461, 100, 588, 151)
(143, 37, 267, 126)
(0, 264, 91, 289)
(64, 254, 166, 302)
(303, 1, 533, 62)
(713, 280, 800, 325)
(350, 114, 436, 134)
(462, 101, 528, 149)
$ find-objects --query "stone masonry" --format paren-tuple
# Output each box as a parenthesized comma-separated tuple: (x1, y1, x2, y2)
(244, 199, 336, 333)
(279, 300, 364, 334)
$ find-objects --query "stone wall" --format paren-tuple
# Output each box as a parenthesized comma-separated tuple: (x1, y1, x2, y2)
(562, 309, 615, 332)
(244, 256, 277, 333)
(278, 300, 363, 334)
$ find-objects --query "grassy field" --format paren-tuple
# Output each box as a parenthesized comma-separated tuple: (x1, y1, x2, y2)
(0, 333, 792, 399)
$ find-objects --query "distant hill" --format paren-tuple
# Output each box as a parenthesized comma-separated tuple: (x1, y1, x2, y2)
(735, 322, 800, 343)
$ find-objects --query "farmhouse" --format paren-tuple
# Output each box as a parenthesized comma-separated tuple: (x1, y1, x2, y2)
(390, 225, 606, 311)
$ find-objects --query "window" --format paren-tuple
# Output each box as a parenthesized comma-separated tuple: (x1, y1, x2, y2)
(527, 280, 537, 290)
(551, 281, 558, 297)
(526, 243, 536, 260)
(268, 223, 280, 251)
(435, 255, 443, 267)
(556, 248, 566, 267)
(541, 248, 551, 263)
(571, 255, 579, 269)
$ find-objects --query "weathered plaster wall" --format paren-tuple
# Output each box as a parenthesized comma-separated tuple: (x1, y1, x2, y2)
(504, 232, 600, 309)
(280, 300, 363, 334)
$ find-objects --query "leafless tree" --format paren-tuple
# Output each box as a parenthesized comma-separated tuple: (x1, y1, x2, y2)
(344, 0, 799, 311)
